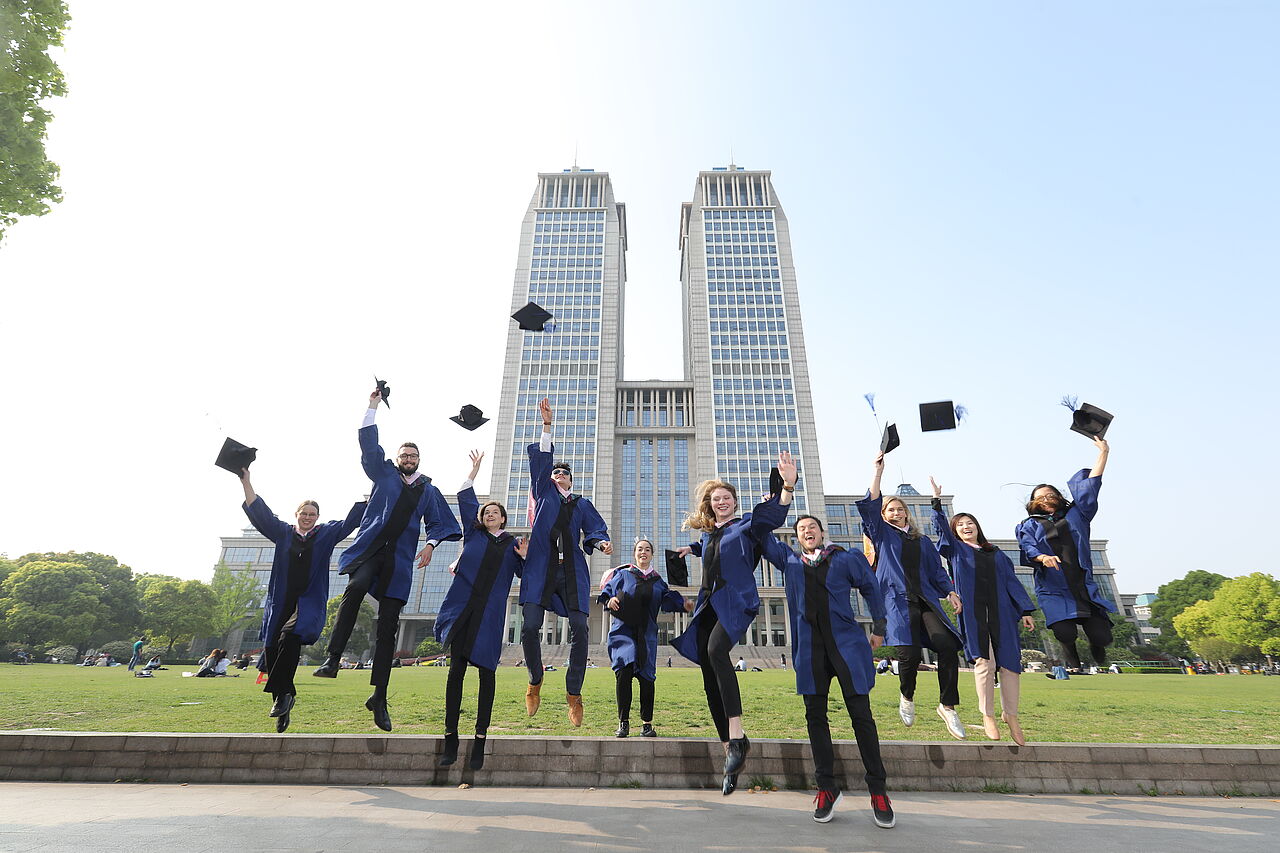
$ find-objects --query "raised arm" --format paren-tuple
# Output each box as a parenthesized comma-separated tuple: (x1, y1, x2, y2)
(929, 477, 958, 559)
(240, 469, 257, 506)
(869, 450, 885, 501)
(336, 501, 367, 539)
(1089, 436, 1109, 479)
(748, 451, 798, 537)
(527, 398, 555, 500)
(580, 500, 612, 556)
(241, 492, 291, 541)
(359, 389, 387, 481)
(759, 532, 794, 575)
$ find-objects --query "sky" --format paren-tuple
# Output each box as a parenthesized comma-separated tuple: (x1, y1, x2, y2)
(2, 1, 1277, 596)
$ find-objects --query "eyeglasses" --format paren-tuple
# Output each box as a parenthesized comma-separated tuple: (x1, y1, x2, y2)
(552, 469, 571, 476)
(397, 453, 420, 460)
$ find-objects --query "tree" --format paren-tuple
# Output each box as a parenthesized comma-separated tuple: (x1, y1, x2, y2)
(1174, 573, 1280, 661)
(314, 595, 375, 662)
(0, 560, 100, 648)
(415, 637, 443, 658)
(15, 551, 140, 647)
(1188, 636, 1254, 672)
(0, 0, 70, 243)
(139, 576, 216, 653)
(1149, 570, 1229, 635)
(1104, 612, 1139, 658)
(208, 561, 263, 641)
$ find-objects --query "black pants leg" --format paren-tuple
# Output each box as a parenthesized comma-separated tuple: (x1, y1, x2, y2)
(844, 692, 888, 796)
(263, 635, 302, 696)
(370, 596, 404, 689)
(327, 555, 387, 657)
(804, 692, 838, 791)
(1050, 619, 1084, 670)
(474, 666, 496, 736)
(918, 606, 962, 707)
(1081, 607, 1114, 666)
(696, 611, 740, 741)
(444, 654, 468, 735)
(897, 644, 923, 700)
(616, 664, 635, 721)
(520, 603, 546, 684)
(638, 676, 655, 722)
(565, 610, 589, 695)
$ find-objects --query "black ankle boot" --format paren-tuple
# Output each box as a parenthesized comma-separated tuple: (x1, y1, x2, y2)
(722, 735, 750, 795)
(615, 720, 629, 738)
(439, 733, 459, 766)
(365, 692, 392, 732)
(268, 693, 295, 718)
(468, 736, 487, 770)
(313, 654, 341, 678)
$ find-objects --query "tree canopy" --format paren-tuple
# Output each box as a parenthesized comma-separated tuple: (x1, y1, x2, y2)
(139, 575, 216, 653)
(1174, 572, 1280, 659)
(208, 561, 263, 640)
(0, 559, 101, 648)
(0, 0, 70, 242)
(15, 551, 140, 647)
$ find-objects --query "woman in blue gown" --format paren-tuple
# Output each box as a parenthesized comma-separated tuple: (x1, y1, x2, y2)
(598, 539, 692, 738)
(672, 451, 796, 795)
(930, 478, 1036, 745)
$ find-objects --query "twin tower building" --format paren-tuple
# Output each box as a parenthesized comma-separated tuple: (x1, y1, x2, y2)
(219, 166, 1121, 658)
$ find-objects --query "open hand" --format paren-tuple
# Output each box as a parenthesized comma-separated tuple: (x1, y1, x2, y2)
(929, 476, 941, 498)
(777, 450, 798, 488)
(468, 449, 484, 480)
(514, 537, 529, 559)
(415, 543, 435, 568)
(539, 397, 553, 425)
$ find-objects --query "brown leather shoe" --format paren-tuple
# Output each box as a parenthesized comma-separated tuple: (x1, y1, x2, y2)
(982, 715, 1001, 740)
(566, 692, 584, 727)
(1002, 712, 1027, 746)
(525, 682, 542, 716)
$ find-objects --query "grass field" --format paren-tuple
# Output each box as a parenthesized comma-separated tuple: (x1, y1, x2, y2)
(2, 663, 1278, 744)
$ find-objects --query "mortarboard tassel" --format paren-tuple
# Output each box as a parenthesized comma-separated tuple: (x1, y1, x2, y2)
(1060, 395, 1079, 412)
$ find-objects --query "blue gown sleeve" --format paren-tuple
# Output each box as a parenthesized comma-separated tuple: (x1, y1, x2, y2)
(689, 540, 704, 558)
(458, 487, 481, 544)
(579, 499, 609, 553)
(924, 541, 955, 596)
(854, 491, 885, 544)
(1067, 468, 1101, 522)
(527, 441, 554, 501)
(242, 497, 291, 542)
(843, 549, 887, 625)
(358, 425, 386, 482)
(597, 571, 620, 605)
(336, 501, 366, 539)
(759, 533, 793, 574)
(746, 494, 788, 540)
(1015, 519, 1048, 563)
(659, 580, 687, 613)
(930, 500, 957, 561)
(998, 551, 1036, 614)
(423, 485, 463, 543)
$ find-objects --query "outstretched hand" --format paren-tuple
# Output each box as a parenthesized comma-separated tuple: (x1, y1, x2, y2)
(675, 546, 693, 558)
(777, 450, 797, 488)
(539, 397, 554, 426)
(514, 537, 529, 559)
(468, 449, 484, 480)
(415, 543, 435, 568)
(873, 451, 885, 474)
(929, 476, 941, 498)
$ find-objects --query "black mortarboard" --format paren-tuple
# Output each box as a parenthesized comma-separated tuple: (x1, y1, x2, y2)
(664, 550, 689, 587)
(1070, 402, 1113, 439)
(880, 422, 900, 454)
(450, 404, 489, 431)
(512, 301, 554, 332)
(375, 376, 391, 408)
(919, 401, 957, 432)
(215, 437, 257, 475)
(769, 466, 784, 496)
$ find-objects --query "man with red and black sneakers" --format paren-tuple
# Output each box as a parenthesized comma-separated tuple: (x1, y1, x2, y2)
(761, 514, 895, 828)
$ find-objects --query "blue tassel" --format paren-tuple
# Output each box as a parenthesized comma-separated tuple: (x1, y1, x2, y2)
(1060, 395, 1079, 412)
(863, 392, 876, 413)
(954, 405, 968, 422)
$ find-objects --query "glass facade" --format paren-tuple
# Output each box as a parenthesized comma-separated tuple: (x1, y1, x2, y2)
(617, 437, 690, 559)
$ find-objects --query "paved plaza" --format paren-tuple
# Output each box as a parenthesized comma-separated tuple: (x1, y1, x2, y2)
(1, 783, 1277, 853)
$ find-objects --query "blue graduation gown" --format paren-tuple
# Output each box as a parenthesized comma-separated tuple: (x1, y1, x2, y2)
(671, 494, 790, 664)
(760, 536, 886, 696)
(933, 506, 1034, 672)
(854, 492, 961, 649)
(597, 566, 686, 682)
(1015, 469, 1116, 625)
(337, 424, 462, 602)
(243, 496, 365, 647)
(520, 440, 609, 617)
(433, 488, 523, 671)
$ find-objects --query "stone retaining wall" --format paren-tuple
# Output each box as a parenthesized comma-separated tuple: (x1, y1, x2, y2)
(2, 733, 1276, 795)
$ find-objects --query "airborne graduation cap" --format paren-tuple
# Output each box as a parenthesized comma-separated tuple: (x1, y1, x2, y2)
(450, 404, 490, 431)
(512, 301, 555, 332)
(1062, 397, 1113, 439)
(215, 437, 257, 475)
(880, 423, 900, 454)
(664, 550, 689, 587)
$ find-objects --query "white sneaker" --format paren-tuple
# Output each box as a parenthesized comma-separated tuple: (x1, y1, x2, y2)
(937, 704, 966, 739)
(898, 696, 915, 727)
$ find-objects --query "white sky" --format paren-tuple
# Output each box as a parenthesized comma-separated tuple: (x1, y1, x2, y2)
(2, 2, 1277, 596)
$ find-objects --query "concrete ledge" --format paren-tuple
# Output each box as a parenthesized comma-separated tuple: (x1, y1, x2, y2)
(1, 732, 1278, 795)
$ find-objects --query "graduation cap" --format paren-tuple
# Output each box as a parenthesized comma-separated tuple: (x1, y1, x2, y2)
(375, 376, 391, 408)
(880, 422, 900, 454)
(449, 404, 489, 431)
(919, 401, 957, 432)
(512, 301, 554, 332)
(664, 550, 689, 587)
(215, 437, 257, 476)
(1068, 401, 1113, 439)
(769, 466, 784, 496)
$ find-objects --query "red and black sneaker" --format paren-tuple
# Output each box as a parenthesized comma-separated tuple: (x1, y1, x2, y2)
(871, 793, 896, 828)
(813, 788, 842, 823)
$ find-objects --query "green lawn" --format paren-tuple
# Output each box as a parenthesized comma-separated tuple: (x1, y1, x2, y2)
(2, 664, 1277, 744)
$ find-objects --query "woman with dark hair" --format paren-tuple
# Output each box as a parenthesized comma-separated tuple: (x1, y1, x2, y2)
(671, 451, 796, 795)
(238, 469, 365, 730)
(855, 451, 967, 740)
(930, 478, 1036, 745)
(434, 450, 527, 770)
(598, 539, 693, 738)
(1016, 436, 1114, 675)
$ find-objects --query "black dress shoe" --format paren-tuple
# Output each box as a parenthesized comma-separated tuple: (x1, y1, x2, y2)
(276, 711, 291, 733)
(615, 720, 629, 738)
(468, 737, 486, 770)
(724, 735, 750, 776)
(722, 771, 740, 796)
(365, 694, 392, 732)
(268, 693, 295, 718)
(640, 723, 657, 737)
(313, 656, 341, 678)
(439, 733, 459, 766)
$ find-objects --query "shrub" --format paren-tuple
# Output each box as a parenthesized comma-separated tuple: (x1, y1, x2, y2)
(416, 638, 444, 658)
(47, 645, 79, 663)
(1021, 649, 1048, 665)
(98, 640, 136, 660)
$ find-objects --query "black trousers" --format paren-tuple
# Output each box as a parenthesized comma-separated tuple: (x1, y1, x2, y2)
(804, 651, 887, 795)
(326, 553, 405, 689)
(898, 599, 962, 707)
(615, 663, 655, 722)
(261, 606, 303, 697)
(520, 601, 590, 694)
(697, 610, 741, 742)
(443, 654, 496, 736)
(1050, 606, 1113, 669)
